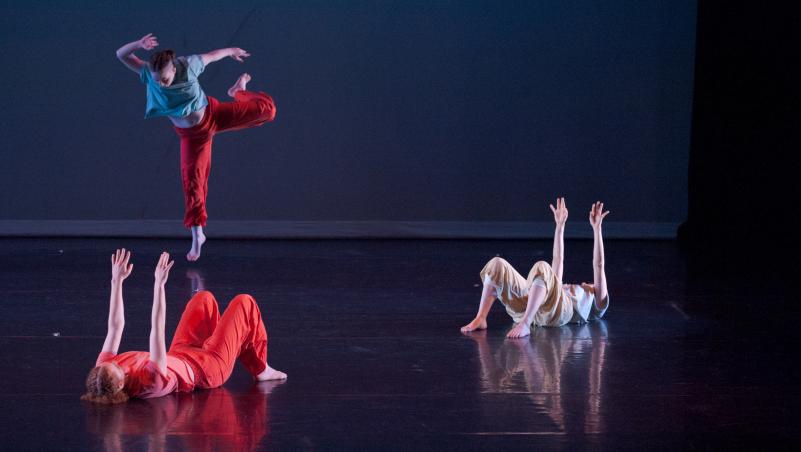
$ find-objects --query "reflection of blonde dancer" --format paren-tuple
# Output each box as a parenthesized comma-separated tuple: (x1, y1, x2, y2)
(466, 323, 608, 434)
(462, 199, 610, 338)
(84, 382, 283, 452)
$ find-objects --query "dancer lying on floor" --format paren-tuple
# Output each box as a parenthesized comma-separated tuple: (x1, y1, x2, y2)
(116, 34, 277, 261)
(461, 198, 610, 338)
(82, 249, 286, 404)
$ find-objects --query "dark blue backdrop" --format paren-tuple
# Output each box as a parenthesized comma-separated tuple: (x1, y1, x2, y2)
(0, 1, 696, 234)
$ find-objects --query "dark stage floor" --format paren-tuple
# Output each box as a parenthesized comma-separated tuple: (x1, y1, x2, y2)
(0, 238, 799, 450)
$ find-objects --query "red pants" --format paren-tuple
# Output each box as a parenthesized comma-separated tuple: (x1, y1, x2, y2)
(168, 291, 269, 388)
(173, 91, 277, 228)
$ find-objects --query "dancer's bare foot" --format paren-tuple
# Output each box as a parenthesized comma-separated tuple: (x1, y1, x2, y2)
(460, 317, 487, 333)
(256, 363, 287, 381)
(187, 227, 206, 262)
(227, 73, 251, 98)
(506, 322, 531, 339)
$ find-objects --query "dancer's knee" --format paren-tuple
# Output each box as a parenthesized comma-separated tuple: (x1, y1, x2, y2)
(529, 260, 552, 275)
(258, 99, 276, 122)
(189, 290, 216, 306)
(480, 256, 508, 286)
(486, 256, 511, 270)
(230, 293, 258, 307)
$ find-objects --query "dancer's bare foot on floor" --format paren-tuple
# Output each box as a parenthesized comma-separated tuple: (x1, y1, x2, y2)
(506, 322, 531, 339)
(227, 73, 251, 97)
(187, 228, 206, 262)
(461, 317, 487, 333)
(256, 363, 287, 381)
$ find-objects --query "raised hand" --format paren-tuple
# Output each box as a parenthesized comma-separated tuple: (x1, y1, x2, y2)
(111, 248, 133, 283)
(549, 197, 568, 226)
(589, 201, 610, 230)
(229, 47, 251, 62)
(139, 33, 159, 51)
(153, 252, 175, 286)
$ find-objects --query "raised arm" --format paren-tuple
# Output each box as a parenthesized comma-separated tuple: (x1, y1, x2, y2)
(549, 197, 568, 282)
(149, 252, 174, 374)
(200, 47, 250, 66)
(101, 249, 133, 354)
(116, 33, 159, 73)
(589, 202, 610, 303)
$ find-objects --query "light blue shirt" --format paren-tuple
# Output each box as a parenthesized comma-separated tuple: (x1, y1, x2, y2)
(140, 55, 208, 119)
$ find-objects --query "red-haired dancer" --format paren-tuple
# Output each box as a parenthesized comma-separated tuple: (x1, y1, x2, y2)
(116, 34, 277, 261)
(81, 249, 286, 404)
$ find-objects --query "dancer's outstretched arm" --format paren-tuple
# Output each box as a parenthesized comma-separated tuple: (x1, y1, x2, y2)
(116, 33, 159, 73)
(589, 202, 610, 302)
(101, 249, 133, 354)
(149, 252, 174, 373)
(200, 47, 251, 66)
(549, 197, 568, 282)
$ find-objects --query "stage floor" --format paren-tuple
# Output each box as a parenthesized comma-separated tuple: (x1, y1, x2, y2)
(0, 238, 798, 450)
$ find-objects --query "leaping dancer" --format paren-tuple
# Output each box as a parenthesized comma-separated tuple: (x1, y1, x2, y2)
(116, 34, 277, 261)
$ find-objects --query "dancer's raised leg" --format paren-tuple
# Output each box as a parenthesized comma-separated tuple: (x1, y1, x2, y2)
(201, 294, 286, 387)
(227, 73, 251, 98)
(215, 74, 277, 133)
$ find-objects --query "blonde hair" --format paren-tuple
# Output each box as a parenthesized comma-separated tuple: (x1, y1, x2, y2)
(80, 365, 129, 404)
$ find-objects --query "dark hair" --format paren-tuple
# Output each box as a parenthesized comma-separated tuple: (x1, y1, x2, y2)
(81, 365, 129, 404)
(150, 49, 176, 72)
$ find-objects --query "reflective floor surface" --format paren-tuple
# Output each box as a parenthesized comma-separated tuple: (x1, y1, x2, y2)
(0, 238, 799, 450)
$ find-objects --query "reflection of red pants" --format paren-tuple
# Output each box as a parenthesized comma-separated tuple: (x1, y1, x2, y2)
(173, 91, 277, 228)
(169, 291, 269, 388)
(85, 387, 270, 451)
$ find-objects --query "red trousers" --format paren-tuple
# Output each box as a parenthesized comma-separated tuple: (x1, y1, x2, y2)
(173, 91, 277, 228)
(168, 291, 269, 388)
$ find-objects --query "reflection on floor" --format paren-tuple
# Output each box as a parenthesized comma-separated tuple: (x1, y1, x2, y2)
(0, 238, 798, 450)
(86, 383, 281, 451)
(470, 323, 607, 435)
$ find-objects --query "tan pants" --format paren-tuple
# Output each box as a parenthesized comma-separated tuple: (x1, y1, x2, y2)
(479, 257, 573, 327)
